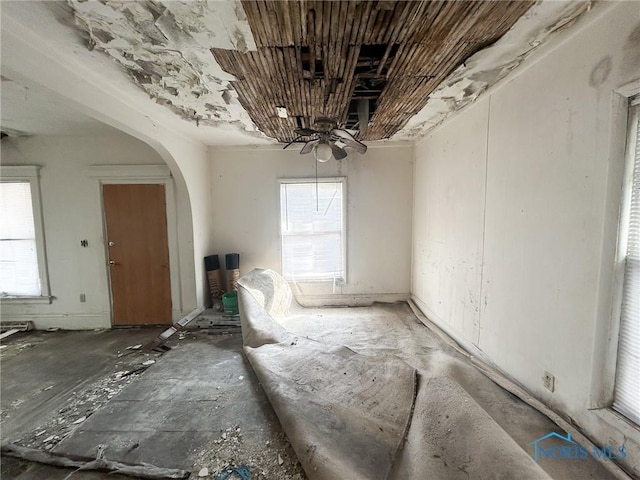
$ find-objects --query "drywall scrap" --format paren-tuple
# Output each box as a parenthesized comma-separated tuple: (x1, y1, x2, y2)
(67, 0, 264, 135)
(393, 1, 591, 139)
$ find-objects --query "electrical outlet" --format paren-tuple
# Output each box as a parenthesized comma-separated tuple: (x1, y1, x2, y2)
(543, 371, 555, 392)
(80, 293, 86, 303)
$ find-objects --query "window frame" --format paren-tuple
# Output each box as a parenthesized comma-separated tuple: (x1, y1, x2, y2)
(278, 177, 347, 284)
(564, 82, 640, 444)
(611, 96, 640, 425)
(0, 166, 51, 303)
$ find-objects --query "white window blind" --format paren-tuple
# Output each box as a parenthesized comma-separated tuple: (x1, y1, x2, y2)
(0, 182, 42, 296)
(613, 100, 640, 425)
(280, 179, 345, 282)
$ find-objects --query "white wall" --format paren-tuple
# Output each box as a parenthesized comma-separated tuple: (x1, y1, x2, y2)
(1, 10, 214, 311)
(210, 144, 414, 305)
(0, 133, 195, 329)
(412, 2, 640, 475)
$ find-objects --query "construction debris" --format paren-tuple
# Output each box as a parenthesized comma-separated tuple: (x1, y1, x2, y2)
(215, 465, 251, 480)
(0, 321, 33, 333)
(195, 424, 303, 480)
(14, 349, 160, 451)
(0, 329, 20, 340)
(143, 308, 204, 352)
(196, 309, 241, 335)
(1, 443, 191, 480)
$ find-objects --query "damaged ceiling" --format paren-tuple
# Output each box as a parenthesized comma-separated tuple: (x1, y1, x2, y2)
(214, 0, 534, 142)
(68, 0, 262, 135)
(56, 1, 590, 145)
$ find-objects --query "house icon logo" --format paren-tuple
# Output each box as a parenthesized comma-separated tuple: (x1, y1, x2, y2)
(528, 431, 627, 462)
(528, 432, 577, 462)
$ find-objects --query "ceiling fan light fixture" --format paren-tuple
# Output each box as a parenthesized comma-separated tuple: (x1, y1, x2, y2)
(314, 142, 332, 163)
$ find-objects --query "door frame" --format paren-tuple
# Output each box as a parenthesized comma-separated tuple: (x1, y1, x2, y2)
(88, 165, 182, 325)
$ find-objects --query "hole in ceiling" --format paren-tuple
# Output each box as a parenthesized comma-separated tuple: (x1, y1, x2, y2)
(355, 44, 399, 76)
(300, 46, 324, 81)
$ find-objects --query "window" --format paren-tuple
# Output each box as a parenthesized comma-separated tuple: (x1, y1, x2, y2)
(613, 97, 640, 425)
(0, 166, 50, 301)
(279, 178, 346, 282)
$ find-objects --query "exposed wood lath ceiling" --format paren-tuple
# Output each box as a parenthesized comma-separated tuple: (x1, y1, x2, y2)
(212, 0, 535, 142)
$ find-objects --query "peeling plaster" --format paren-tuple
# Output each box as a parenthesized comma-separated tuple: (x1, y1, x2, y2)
(64, 0, 593, 145)
(393, 1, 592, 140)
(68, 0, 265, 136)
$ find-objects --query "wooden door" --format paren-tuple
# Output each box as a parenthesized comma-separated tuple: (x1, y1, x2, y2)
(103, 184, 172, 326)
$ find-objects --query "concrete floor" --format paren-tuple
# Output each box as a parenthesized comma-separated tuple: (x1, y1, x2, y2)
(0, 329, 305, 479)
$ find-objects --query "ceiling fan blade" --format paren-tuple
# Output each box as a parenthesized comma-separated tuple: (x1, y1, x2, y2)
(294, 128, 317, 137)
(330, 143, 348, 160)
(330, 128, 356, 141)
(331, 128, 367, 154)
(283, 136, 304, 149)
(300, 139, 319, 155)
(352, 140, 367, 155)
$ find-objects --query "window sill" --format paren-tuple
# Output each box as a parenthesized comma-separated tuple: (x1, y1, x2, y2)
(0, 295, 53, 305)
(286, 279, 346, 285)
(589, 407, 640, 438)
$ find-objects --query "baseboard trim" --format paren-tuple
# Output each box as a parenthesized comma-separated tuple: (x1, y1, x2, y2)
(295, 293, 409, 307)
(410, 296, 488, 360)
(408, 297, 633, 480)
(0, 313, 110, 330)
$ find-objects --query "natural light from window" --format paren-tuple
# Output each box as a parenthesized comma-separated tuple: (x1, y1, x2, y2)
(0, 182, 41, 296)
(613, 99, 640, 426)
(280, 179, 345, 282)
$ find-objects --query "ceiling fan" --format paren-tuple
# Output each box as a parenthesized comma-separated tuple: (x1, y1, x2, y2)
(283, 117, 367, 162)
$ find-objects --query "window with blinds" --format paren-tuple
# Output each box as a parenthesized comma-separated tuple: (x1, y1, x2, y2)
(0, 181, 41, 296)
(279, 179, 346, 282)
(613, 97, 640, 425)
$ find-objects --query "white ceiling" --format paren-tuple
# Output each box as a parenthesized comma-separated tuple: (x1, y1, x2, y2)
(1, 78, 118, 136)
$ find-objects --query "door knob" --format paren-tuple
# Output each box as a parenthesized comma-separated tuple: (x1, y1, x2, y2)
(108, 241, 116, 247)
(109, 260, 117, 266)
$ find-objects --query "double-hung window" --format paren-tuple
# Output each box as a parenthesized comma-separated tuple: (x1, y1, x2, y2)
(279, 178, 346, 283)
(0, 166, 50, 301)
(613, 96, 640, 425)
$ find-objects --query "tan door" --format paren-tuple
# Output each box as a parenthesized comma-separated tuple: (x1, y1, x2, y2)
(103, 184, 172, 326)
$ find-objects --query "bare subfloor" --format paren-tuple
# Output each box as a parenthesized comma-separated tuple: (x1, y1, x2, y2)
(1, 303, 625, 479)
(0, 329, 305, 479)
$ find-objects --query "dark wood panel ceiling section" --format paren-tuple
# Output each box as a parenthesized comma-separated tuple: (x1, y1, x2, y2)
(211, 1, 534, 142)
